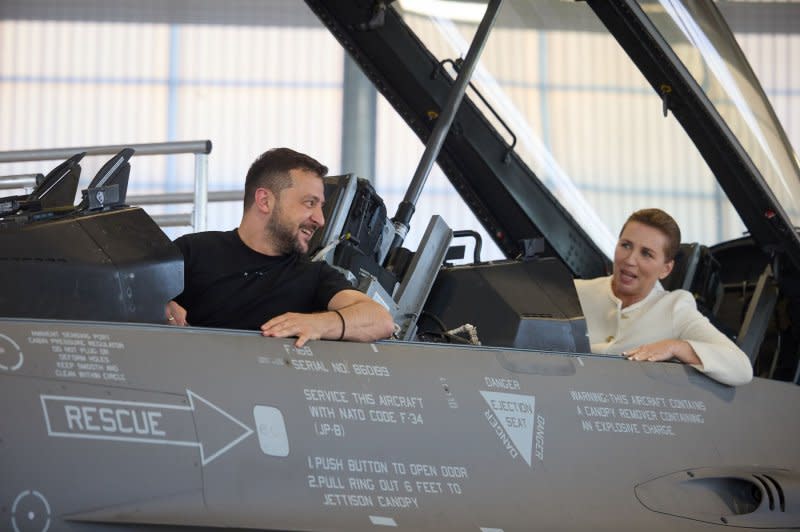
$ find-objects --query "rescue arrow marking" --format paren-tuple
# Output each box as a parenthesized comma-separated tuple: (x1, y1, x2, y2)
(40, 389, 253, 466)
(186, 389, 254, 465)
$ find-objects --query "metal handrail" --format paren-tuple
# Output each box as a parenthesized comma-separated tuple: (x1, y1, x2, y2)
(0, 140, 213, 230)
(127, 189, 241, 206)
(0, 174, 41, 191)
(0, 140, 211, 162)
(132, 189, 242, 228)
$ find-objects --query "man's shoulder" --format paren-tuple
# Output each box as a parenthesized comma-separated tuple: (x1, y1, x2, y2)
(175, 229, 237, 250)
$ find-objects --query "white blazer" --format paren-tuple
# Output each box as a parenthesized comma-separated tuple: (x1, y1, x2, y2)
(574, 276, 752, 386)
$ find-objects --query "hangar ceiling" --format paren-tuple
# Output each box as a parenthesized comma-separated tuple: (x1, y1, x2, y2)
(0, 0, 798, 34)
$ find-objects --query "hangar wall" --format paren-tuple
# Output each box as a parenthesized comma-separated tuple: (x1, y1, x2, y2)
(0, 1, 797, 260)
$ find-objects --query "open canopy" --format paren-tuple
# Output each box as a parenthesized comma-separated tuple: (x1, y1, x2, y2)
(305, 0, 800, 275)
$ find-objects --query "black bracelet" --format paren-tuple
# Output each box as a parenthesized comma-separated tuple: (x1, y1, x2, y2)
(333, 309, 346, 341)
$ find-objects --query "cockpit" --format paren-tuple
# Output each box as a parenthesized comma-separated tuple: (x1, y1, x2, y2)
(0, 147, 791, 386)
(1, 1, 798, 385)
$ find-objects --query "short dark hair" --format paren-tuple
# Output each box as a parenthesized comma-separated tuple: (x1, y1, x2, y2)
(621, 208, 681, 261)
(243, 148, 328, 209)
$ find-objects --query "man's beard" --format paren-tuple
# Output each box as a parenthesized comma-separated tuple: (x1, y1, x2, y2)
(266, 203, 314, 255)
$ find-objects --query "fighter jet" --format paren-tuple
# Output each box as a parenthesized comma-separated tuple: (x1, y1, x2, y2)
(1, 1, 799, 530)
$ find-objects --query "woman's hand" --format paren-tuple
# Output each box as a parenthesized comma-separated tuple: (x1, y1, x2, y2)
(624, 339, 701, 366)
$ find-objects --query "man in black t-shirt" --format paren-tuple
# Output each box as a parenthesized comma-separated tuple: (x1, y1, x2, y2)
(166, 148, 395, 347)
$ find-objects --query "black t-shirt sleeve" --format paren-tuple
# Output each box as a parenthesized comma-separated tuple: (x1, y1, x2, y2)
(314, 262, 356, 309)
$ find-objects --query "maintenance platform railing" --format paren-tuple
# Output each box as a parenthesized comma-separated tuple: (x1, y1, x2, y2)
(0, 140, 238, 231)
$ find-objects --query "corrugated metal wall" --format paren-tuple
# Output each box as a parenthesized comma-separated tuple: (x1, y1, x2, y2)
(1, 1, 797, 259)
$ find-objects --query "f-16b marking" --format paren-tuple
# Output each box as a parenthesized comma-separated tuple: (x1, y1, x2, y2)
(40, 390, 253, 466)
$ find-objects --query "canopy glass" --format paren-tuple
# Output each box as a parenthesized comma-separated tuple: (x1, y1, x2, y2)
(396, 0, 799, 256)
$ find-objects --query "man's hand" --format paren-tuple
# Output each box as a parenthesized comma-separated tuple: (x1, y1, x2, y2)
(624, 339, 701, 366)
(165, 300, 189, 326)
(260, 311, 340, 347)
(259, 290, 394, 347)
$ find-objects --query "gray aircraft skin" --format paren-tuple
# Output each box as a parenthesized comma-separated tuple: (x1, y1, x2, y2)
(1, 317, 799, 531)
(3, 1, 800, 531)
